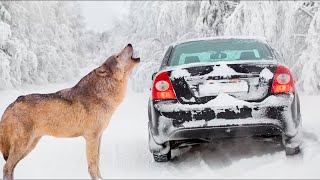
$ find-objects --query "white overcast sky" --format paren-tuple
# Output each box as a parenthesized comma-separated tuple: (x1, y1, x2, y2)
(79, 1, 129, 32)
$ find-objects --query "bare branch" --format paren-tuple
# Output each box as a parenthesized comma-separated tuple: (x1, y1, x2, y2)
(299, 6, 314, 18)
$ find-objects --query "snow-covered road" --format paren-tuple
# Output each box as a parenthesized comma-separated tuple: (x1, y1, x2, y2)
(0, 80, 319, 179)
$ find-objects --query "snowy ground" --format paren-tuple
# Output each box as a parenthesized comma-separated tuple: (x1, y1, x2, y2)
(0, 73, 320, 179)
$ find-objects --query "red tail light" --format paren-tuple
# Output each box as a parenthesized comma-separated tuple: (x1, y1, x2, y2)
(152, 71, 177, 100)
(271, 65, 295, 94)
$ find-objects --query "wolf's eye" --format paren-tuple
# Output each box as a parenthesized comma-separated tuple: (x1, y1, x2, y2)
(116, 55, 119, 58)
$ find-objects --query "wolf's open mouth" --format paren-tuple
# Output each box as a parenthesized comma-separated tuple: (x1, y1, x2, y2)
(131, 50, 140, 62)
(131, 57, 140, 62)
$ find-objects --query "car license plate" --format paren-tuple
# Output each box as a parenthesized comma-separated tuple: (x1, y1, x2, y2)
(198, 79, 248, 96)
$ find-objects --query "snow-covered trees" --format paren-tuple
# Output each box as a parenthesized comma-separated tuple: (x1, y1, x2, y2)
(1, 1, 320, 94)
(102, 1, 320, 94)
(223, 1, 320, 93)
(195, 0, 238, 36)
(0, 1, 98, 89)
(296, 5, 320, 93)
(100, 1, 202, 92)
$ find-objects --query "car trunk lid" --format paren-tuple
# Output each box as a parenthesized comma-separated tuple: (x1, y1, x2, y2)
(168, 61, 278, 104)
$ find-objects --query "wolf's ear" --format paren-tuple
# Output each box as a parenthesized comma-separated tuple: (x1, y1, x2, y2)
(95, 56, 116, 77)
(95, 65, 108, 77)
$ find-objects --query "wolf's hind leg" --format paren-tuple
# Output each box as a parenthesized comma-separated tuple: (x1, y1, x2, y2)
(3, 145, 26, 180)
(3, 136, 40, 180)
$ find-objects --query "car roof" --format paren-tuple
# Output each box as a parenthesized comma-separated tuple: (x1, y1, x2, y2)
(172, 36, 269, 47)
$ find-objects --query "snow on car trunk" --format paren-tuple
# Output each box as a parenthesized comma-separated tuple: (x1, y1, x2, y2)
(168, 61, 278, 104)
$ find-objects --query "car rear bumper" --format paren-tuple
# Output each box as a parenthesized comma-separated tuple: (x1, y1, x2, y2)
(151, 117, 284, 145)
(149, 93, 301, 145)
(163, 121, 283, 140)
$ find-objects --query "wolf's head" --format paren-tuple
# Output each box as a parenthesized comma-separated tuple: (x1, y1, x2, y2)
(95, 44, 140, 80)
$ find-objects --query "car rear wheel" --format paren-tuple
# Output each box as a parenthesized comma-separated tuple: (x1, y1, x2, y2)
(153, 150, 171, 162)
(148, 127, 172, 162)
(282, 123, 303, 156)
(285, 145, 301, 156)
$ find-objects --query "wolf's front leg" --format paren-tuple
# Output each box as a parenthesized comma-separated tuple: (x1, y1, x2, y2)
(85, 135, 103, 180)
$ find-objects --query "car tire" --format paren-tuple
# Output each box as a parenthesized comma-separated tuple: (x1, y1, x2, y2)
(153, 150, 171, 162)
(285, 145, 301, 156)
(282, 122, 303, 156)
(148, 128, 171, 162)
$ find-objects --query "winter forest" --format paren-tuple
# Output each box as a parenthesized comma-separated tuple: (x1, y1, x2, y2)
(0, 1, 320, 94)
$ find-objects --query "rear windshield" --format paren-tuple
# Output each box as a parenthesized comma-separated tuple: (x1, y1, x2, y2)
(169, 39, 274, 66)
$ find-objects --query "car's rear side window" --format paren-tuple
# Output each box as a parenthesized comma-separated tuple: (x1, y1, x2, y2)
(168, 39, 274, 66)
